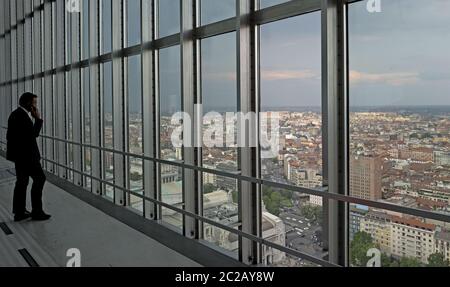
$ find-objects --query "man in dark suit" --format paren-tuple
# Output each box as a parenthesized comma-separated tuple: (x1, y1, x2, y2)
(6, 92, 51, 222)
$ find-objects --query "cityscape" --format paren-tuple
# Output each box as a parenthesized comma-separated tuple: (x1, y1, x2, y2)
(111, 105, 450, 267)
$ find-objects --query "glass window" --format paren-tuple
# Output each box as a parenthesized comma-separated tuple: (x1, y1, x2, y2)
(82, 0, 89, 59)
(127, 55, 143, 211)
(259, 12, 323, 266)
(66, 71, 74, 181)
(126, 0, 141, 47)
(200, 32, 238, 252)
(157, 0, 180, 38)
(200, 0, 235, 25)
(102, 0, 112, 53)
(83, 67, 92, 190)
(103, 61, 114, 199)
(348, 0, 450, 267)
(159, 45, 183, 229)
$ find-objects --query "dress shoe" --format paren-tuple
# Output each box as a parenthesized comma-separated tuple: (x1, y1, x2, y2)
(31, 212, 51, 221)
(14, 212, 32, 222)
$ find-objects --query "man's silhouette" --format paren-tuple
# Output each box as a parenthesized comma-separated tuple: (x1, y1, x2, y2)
(6, 92, 51, 222)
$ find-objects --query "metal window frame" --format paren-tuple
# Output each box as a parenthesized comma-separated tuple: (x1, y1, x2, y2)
(1, 0, 449, 268)
(142, 0, 157, 220)
(237, 0, 259, 265)
(181, 0, 200, 239)
(322, 0, 348, 267)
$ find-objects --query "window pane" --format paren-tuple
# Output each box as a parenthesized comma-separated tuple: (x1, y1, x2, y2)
(127, 55, 143, 211)
(259, 12, 324, 266)
(159, 45, 181, 161)
(350, 205, 449, 267)
(102, 0, 112, 53)
(103, 61, 114, 199)
(161, 164, 183, 230)
(126, 0, 141, 47)
(202, 172, 239, 255)
(348, 0, 450, 267)
(83, 67, 92, 190)
(158, 0, 180, 38)
(201, 0, 235, 25)
(159, 46, 183, 229)
(200, 32, 238, 252)
(201, 33, 237, 169)
(82, 0, 89, 59)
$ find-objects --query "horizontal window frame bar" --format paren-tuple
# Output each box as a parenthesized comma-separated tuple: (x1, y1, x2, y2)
(254, 0, 321, 26)
(3, 132, 449, 224)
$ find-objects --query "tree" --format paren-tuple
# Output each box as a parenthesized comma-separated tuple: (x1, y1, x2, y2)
(398, 257, 422, 267)
(129, 172, 142, 181)
(301, 205, 322, 224)
(428, 253, 449, 267)
(231, 190, 238, 204)
(350, 232, 376, 267)
(262, 186, 293, 216)
(381, 253, 393, 267)
(203, 183, 216, 194)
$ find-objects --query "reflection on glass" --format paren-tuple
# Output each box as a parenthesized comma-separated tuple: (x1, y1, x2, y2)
(259, 13, 323, 266)
(158, 0, 180, 38)
(348, 0, 450, 267)
(201, 0, 235, 25)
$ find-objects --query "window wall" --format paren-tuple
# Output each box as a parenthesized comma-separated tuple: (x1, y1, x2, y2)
(159, 45, 183, 230)
(127, 54, 143, 211)
(259, 12, 323, 264)
(0, 0, 449, 268)
(102, 61, 114, 199)
(348, 0, 450, 267)
(200, 32, 238, 254)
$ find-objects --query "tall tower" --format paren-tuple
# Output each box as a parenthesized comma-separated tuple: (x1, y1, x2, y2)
(350, 155, 383, 200)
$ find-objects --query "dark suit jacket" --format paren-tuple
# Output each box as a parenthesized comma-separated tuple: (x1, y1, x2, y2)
(6, 108, 43, 163)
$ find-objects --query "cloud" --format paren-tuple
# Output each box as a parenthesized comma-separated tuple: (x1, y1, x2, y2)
(261, 69, 319, 81)
(202, 69, 320, 82)
(202, 72, 236, 81)
(349, 70, 419, 86)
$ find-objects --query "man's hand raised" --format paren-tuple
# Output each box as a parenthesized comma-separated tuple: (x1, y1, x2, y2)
(31, 107, 41, 120)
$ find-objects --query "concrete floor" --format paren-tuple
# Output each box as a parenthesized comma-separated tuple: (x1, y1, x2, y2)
(0, 156, 201, 267)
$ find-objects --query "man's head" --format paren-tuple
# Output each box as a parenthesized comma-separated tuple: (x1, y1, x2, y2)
(19, 92, 38, 112)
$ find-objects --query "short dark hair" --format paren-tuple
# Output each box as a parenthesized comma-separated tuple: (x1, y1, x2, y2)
(19, 92, 37, 108)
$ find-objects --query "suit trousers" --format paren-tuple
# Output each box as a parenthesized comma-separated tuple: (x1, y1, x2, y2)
(12, 160, 46, 215)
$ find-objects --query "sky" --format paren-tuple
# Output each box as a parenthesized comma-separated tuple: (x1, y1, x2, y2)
(101, 0, 450, 113)
(349, 0, 450, 107)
